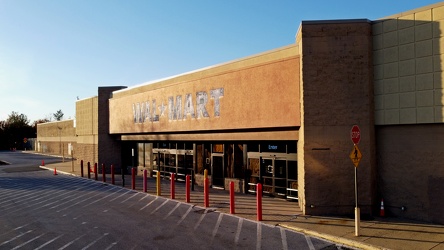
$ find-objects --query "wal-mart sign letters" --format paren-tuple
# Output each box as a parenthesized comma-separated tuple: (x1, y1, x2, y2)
(132, 88, 224, 123)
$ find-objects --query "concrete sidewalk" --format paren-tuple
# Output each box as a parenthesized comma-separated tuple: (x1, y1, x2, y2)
(41, 160, 444, 250)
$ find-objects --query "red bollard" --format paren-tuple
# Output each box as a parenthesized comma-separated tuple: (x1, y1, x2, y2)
(170, 173, 175, 199)
(87, 162, 91, 179)
(102, 163, 106, 183)
(94, 163, 98, 181)
(131, 168, 136, 190)
(204, 177, 209, 207)
(143, 169, 147, 192)
(42, 160, 45, 166)
(185, 175, 190, 203)
(111, 164, 115, 185)
(80, 160, 84, 177)
(230, 181, 235, 214)
(257, 183, 262, 221)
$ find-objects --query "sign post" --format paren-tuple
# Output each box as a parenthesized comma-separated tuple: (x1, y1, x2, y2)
(349, 125, 362, 236)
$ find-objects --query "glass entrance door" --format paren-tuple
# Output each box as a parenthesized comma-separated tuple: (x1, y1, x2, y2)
(261, 157, 287, 198)
(247, 152, 297, 199)
(211, 154, 224, 188)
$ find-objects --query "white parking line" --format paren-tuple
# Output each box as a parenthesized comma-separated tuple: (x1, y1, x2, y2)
(212, 213, 224, 238)
(109, 190, 134, 202)
(139, 196, 158, 211)
(164, 202, 181, 219)
(11, 233, 45, 250)
(59, 234, 85, 250)
(177, 206, 193, 225)
(128, 193, 150, 208)
(305, 235, 315, 250)
(234, 218, 243, 245)
(280, 227, 288, 250)
(81, 232, 109, 250)
(82, 186, 123, 207)
(193, 209, 208, 230)
(150, 200, 169, 215)
(104, 242, 118, 250)
(120, 192, 140, 204)
(34, 234, 64, 250)
(0, 230, 33, 247)
(0, 223, 32, 237)
(256, 223, 262, 250)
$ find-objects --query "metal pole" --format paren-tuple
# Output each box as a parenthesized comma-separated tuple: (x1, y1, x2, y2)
(132, 148, 135, 174)
(355, 165, 360, 236)
(71, 149, 74, 172)
(355, 167, 358, 208)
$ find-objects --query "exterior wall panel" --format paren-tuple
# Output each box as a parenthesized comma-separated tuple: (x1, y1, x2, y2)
(376, 125, 444, 224)
(109, 46, 300, 136)
(298, 20, 376, 216)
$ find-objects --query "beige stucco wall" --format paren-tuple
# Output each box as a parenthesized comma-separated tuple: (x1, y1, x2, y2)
(109, 45, 300, 136)
(374, 3, 444, 124)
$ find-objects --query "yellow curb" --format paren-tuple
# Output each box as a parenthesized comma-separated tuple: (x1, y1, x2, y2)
(278, 223, 388, 250)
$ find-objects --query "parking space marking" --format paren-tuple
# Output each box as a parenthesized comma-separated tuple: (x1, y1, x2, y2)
(0, 230, 33, 247)
(164, 202, 181, 220)
(104, 242, 118, 250)
(139, 196, 158, 211)
(194, 209, 208, 230)
(212, 213, 223, 239)
(59, 234, 85, 250)
(81, 232, 109, 250)
(109, 189, 134, 202)
(120, 192, 141, 204)
(280, 227, 288, 250)
(34, 234, 64, 250)
(234, 218, 243, 245)
(256, 223, 262, 250)
(82, 186, 123, 207)
(11, 233, 45, 250)
(0, 223, 31, 238)
(150, 199, 169, 215)
(177, 206, 193, 225)
(56, 187, 117, 212)
(305, 235, 315, 250)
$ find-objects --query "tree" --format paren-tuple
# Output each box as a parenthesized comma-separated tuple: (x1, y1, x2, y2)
(53, 110, 64, 121)
(33, 118, 50, 127)
(0, 112, 34, 150)
(6, 111, 30, 127)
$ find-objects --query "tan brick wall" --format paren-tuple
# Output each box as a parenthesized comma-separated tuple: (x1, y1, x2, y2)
(75, 96, 98, 164)
(76, 143, 97, 167)
(298, 20, 376, 216)
(97, 87, 125, 170)
(374, 3, 444, 124)
(76, 97, 98, 136)
(374, 2, 444, 224)
(37, 120, 77, 157)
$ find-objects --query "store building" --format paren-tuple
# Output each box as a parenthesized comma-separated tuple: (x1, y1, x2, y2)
(37, 2, 444, 224)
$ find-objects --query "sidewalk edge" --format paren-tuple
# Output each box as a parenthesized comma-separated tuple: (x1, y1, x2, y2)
(278, 223, 387, 250)
(39, 166, 77, 177)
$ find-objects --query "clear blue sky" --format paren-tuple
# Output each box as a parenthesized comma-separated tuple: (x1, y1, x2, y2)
(0, 0, 441, 123)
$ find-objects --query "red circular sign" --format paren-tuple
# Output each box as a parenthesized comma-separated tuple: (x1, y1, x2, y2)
(351, 125, 360, 144)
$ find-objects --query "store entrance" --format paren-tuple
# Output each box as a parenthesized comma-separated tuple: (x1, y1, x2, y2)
(247, 152, 297, 200)
(211, 154, 224, 188)
(152, 142, 194, 181)
(261, 157, 287, 197)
